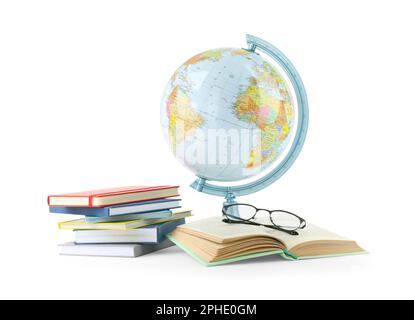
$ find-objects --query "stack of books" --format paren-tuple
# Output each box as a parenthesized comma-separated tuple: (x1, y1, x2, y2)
(48, 186, 191, 258)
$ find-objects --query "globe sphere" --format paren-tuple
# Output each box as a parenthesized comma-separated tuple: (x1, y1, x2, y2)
(160, 48, 295, 182)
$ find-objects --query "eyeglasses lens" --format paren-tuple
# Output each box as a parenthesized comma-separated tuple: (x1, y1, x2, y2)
(270, 211, 302, 230)
(225, 204, 256, 221)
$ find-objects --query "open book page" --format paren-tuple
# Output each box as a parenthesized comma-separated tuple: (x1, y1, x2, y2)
(173, 217, 364, 263)
(259, 222, 350, 250)
(176, 216, 350, 250)
(172, 230, 282, 262)
(175, 217, 271, 244)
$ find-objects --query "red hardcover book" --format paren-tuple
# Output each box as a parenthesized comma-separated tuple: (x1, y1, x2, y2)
(47, 186, 179, 208)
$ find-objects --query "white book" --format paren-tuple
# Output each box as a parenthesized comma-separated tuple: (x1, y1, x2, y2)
(109, 199, 180, 216)
(59, 239, 174, 258)
(74, 218, 185, 244)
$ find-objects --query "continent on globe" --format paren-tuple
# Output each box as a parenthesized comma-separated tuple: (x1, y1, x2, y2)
(160, 47, 295, 182)
(234, 64, 293, 169)
(166, 86, 204, 153)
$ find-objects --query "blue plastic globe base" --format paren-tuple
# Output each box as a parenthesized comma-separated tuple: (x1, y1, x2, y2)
(190, 35, 309, 212)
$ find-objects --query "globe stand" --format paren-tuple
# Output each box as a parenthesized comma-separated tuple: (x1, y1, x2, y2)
(190, 34, 309, 217)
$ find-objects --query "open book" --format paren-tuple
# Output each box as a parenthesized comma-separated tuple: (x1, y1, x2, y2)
(168, 217, 365, 266)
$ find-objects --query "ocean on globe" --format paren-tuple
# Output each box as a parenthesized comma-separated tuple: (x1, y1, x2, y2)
(160, 48, 295, 182)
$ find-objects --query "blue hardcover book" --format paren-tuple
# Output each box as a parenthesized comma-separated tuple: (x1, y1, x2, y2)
(49, 198, 181, 217)
(74, 218, 186, 244)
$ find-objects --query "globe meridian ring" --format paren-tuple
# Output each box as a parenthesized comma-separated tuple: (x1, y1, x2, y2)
(190, 34, 309, 202)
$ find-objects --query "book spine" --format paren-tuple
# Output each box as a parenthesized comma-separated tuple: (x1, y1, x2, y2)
(282, 249, 298, 260)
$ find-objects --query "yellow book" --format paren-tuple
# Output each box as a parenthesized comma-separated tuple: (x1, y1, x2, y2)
(58, 210, 191, 231)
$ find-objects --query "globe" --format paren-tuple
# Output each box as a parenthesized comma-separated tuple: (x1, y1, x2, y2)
(161, 48, 295, 182)
(160, 35, 308, 204)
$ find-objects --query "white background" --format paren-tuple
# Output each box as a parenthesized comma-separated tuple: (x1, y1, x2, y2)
(0, 0, 413, 299)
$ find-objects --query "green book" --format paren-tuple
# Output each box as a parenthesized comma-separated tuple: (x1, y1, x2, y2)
(168, 217, 366, 266)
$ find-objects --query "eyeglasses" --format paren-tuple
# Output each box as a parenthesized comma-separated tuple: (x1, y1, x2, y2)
(222, 203, 306, 236)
